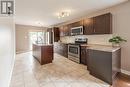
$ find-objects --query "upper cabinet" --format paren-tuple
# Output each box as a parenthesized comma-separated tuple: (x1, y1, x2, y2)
(83, 18, 94, 35)
(59, 13, 112, 36)
(84, 13, 112, 35)
(59, 20, 83, 37)
(93, 13, 112, 34)
(59, 26, 65, 36)
(69, 20, 83, 28)
(59, 25, 70, 36)
(63, 25, 70, 36)
(53, 27, 60, 42)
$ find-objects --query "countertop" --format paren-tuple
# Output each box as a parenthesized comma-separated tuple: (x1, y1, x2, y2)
(55, 42, 121, 52)
(81, 44, 121, 52)
(33, 43, 53, 46)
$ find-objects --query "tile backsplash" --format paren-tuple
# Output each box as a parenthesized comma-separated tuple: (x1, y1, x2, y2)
(60, 34, 112, 45)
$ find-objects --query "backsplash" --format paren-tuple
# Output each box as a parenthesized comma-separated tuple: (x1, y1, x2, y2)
(60, 34, 112, 45)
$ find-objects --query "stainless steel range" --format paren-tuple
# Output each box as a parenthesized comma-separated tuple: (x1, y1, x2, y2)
(68, 38, 87, 63)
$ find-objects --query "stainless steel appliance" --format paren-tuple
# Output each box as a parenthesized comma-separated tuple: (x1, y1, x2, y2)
(71, 26, 83, 36)
(68, 38, 87, 63)
(68, 44, 80, 63)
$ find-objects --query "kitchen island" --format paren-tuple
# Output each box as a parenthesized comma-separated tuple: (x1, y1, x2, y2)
(33, 44, 53, 65)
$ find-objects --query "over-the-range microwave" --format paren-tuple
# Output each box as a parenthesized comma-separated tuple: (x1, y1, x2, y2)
(71, 26, 84, 36)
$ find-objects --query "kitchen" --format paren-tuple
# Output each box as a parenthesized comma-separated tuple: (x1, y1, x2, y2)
(9, 0, 130, 87)
(31, 12, 126, 86)
(41, 13, 120, 85)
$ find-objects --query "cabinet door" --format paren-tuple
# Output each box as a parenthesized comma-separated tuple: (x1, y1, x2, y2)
(83, 18, 94, 35)
(59, 26, 65, 36)
(80, 47, 87, 65)
(64, 25, 70, 36)
(54, 42, 68, 58)
(70, 20, 83, 28)
(53, 27, 60, 42)
(93, 13, 112, 34)
(42, 46, 53, 64)
(59, 25, 70, 36)
(63, 44, 68, 58)
(87, 49, 112, 84)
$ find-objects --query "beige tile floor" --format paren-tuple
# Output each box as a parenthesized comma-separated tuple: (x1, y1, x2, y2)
(10, 52, 110, 87)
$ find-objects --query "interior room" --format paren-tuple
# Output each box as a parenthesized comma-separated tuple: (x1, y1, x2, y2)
(0, 0, 130, 87)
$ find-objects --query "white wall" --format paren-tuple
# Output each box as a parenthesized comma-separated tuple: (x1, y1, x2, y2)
(111, 1, 130, 74)
(15, 24, 47, 53)
(0, 17, 15, 87)
(56, 1, 130, 73)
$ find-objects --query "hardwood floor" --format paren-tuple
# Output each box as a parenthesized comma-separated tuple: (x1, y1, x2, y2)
(112, 73, 130, 87)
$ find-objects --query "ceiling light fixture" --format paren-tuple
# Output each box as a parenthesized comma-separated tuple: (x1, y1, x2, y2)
(57, 11, 70, 19)
(36, 21, 44, 27)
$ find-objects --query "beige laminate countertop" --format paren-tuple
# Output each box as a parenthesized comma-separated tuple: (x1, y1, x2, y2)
(33, 43, 53, 46)
(81, 44, 121, 52)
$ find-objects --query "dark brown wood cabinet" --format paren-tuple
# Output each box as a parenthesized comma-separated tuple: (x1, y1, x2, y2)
(63, 25, 70, 36)
(93, 13, 112, 34)
(54, 42, 68, 58)
(83, 13, 112, 35)
(83, 18, 94, 35)
(80, 46, 87, 65)
(69, 20, 84, 28)
(58, 13, 112, 36)
(87, 48, 121, 85)
(53, 27, 60, 42)
(33, 44, 53, 65)
(59, 21, 84, 36)
(59, 25, 70, 36)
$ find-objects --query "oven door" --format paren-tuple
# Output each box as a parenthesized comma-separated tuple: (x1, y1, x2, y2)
(68, 45, 80, 58)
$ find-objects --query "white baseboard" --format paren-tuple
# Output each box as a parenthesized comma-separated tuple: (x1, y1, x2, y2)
(121, 69, 130, 76)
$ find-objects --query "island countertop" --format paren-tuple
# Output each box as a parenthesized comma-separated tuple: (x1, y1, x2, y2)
(33, 43, 53, 46)
(81, 44, 121, 52)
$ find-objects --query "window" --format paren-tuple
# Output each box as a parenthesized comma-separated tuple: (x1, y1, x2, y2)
(29, 31, 45, 50)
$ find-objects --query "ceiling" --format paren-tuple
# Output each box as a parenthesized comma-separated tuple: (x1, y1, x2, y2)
(15, 0, 128, 27)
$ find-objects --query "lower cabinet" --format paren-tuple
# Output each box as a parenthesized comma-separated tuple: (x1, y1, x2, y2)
(80, 46, 87, 65)
(54, 42, 68, 58)
(87, 49, 121, 85)
(33, 44, 53, 65)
